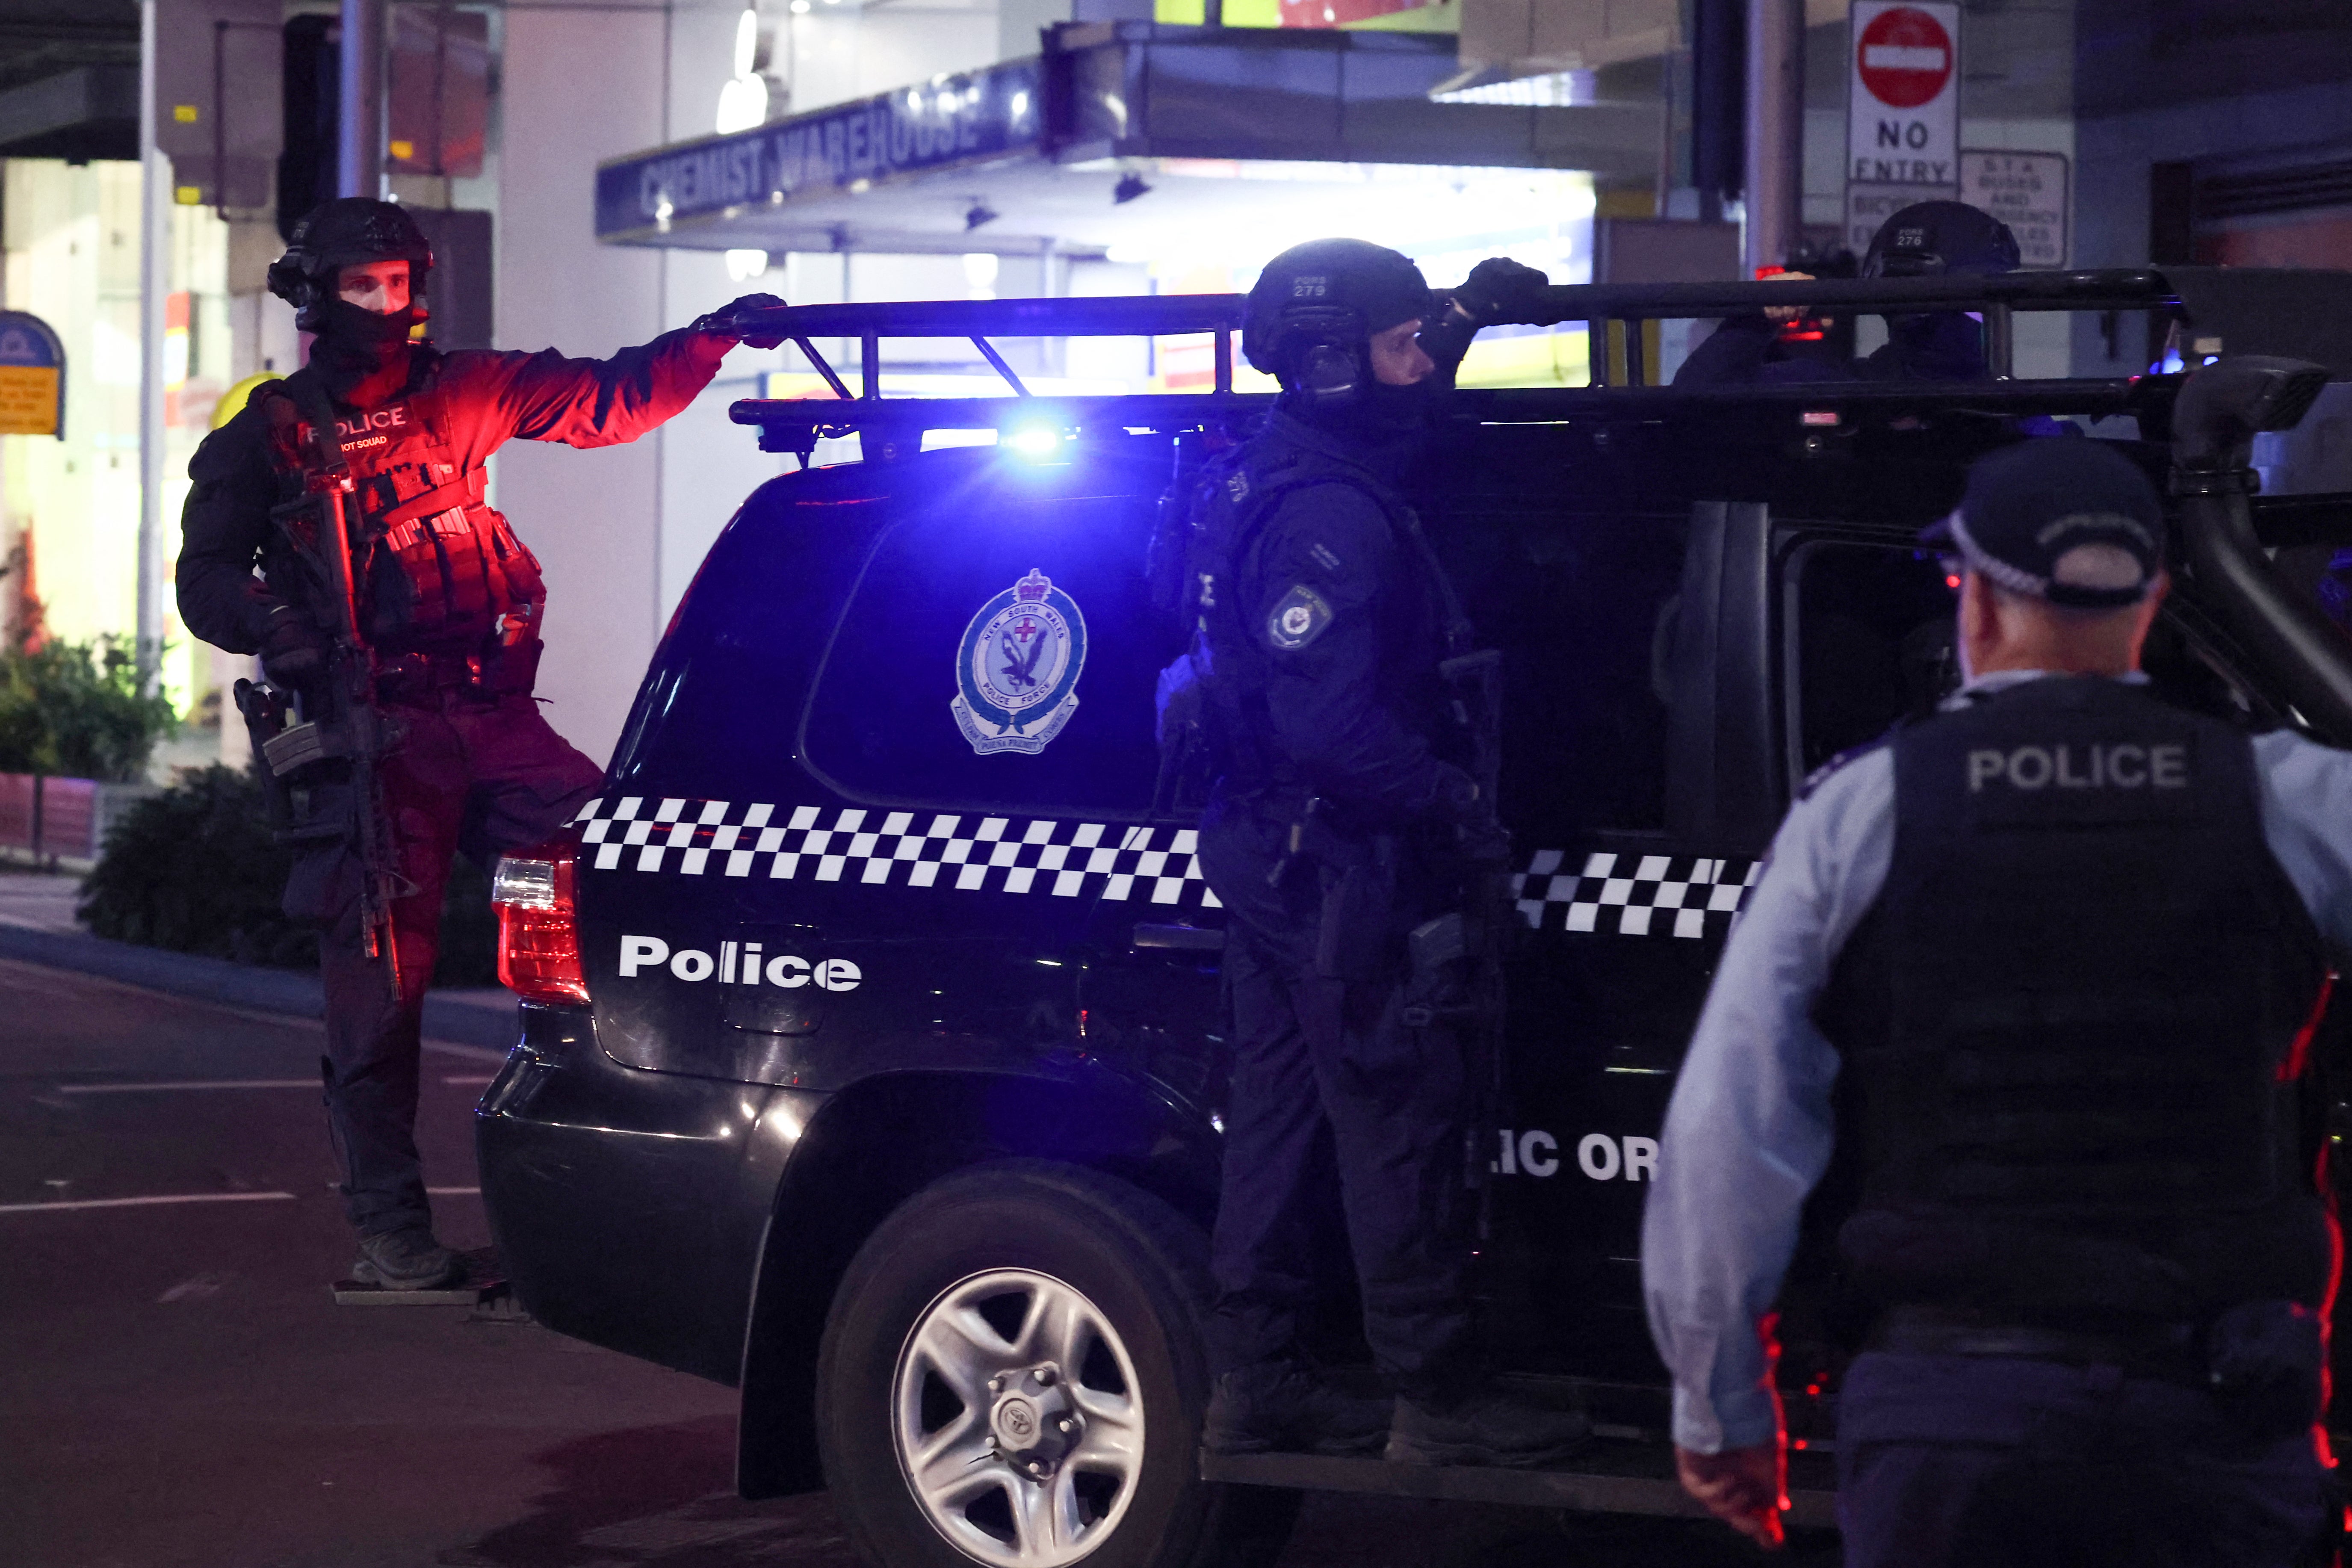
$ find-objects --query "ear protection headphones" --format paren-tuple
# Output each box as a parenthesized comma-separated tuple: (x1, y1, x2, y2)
(1273, 304, 1368, 406)
(265, 248, 325, 310)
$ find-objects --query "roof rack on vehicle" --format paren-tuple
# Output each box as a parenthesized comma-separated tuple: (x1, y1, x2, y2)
(719, 268, 2204, 456)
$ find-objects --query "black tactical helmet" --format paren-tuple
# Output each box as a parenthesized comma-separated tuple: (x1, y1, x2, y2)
(1243, 239, 1431, 400)
(266, 198, 434, 327)
(1862, 199, 2022, 279)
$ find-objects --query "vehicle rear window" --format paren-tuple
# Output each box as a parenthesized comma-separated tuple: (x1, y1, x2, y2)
(1444, 508, 1689, 837)
(1787, 539, 2279, 785)
(798, 448, 1179, 816)
(1787, 540, 1959, 776)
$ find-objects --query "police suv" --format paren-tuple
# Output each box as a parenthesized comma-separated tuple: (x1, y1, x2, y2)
(476, 272, 2352, 1567)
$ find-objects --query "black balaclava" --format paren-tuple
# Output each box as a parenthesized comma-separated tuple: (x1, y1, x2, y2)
(309, 298, 424, 405)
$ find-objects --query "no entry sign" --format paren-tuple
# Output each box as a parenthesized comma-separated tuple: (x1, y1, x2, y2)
(1848, 1, 1960, 191)
(1857, 6, 1953, 108)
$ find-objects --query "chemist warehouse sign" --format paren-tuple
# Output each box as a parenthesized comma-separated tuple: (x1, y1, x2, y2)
(595, 59, 1042, 242)
(1844, 2, 1961, 251)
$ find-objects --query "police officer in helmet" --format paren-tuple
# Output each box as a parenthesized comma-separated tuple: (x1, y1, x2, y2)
(1645, 439, 2346, 1560)
(1189, 238, 1589, 1466)
(176, 197, 783, 1290)
(1674, 199, 2022, 387)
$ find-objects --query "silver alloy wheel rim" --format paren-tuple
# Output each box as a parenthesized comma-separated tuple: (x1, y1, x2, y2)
(892, 1267, 1146, 1566)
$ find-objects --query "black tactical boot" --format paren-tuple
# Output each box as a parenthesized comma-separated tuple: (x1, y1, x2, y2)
(351, 1227, 462, 1290)
(1386, 1387, 1593, 1468)
(1203, 1361, 1392, 1456)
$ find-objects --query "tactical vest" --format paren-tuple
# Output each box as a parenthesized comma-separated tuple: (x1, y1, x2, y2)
(1166, 420, 1463, 802)
(1818, 676, 2334, 1324)
(263, 367, 546, 668)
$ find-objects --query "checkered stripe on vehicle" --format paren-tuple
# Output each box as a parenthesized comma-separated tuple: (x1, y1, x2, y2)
(1513, 850, 1760, 939)
(570, 797, 1221, 908)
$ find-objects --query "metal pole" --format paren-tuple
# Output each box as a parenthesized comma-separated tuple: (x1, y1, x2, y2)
(1743, 0, 1802, 276)
(136, 0, 168, 693)
(340, 0, 386, 198)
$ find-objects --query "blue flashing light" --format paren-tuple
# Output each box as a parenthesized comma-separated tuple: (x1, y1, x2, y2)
(1007, 423, 1063, 460)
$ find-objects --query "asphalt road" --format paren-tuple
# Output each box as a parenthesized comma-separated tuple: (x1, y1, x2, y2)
(0, 957, 1805, 1568)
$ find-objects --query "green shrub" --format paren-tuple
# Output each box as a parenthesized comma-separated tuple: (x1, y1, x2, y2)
(78, 764, 313, 965)
(0, 637, 178, 783)
(79, 762, 501, 985)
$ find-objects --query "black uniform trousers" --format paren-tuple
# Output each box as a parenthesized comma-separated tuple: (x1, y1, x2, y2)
(1198, 797, 1474, 1396)
(295, 689, 601, 1237)
(1835, 1350, 2331, 1568)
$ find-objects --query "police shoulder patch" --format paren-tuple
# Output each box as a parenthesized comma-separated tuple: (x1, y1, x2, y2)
(1265, 583, 1335, 651)
(1797, 732, 1894, 801)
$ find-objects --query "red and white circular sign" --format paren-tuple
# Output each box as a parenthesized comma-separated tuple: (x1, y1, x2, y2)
(1857, 7, 1954, 110)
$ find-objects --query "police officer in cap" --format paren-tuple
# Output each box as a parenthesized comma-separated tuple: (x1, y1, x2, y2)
(1674, 199, 2022, 387)
(1644, 437, 2346, 1561)
(176, 198, 783, 1290)
(1189, 238, 1590, 1466)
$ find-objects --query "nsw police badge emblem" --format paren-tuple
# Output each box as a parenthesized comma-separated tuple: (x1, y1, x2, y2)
(951, 567, 1089, 755)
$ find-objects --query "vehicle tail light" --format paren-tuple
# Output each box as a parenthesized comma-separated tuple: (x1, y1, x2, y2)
(492, 835, 588, 1005)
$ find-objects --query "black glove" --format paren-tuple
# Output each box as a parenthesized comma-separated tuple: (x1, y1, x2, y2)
(259, 605, 328, 688)
(1452, 257, 1551, 326)
(1431, 763, 1513, 867)
(1455, 812, 1514, 868)
(696, 291, 788, 350)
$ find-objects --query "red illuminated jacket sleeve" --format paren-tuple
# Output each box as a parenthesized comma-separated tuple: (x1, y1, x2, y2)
(446, 326, 733, 451)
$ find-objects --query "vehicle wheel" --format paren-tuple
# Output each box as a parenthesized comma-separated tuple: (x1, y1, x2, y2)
(817, 1159, 1297, 1568)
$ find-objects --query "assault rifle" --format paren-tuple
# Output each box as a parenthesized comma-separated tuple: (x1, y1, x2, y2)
(1419, 646, 1510, 1235)
(234, 382, 407, 987)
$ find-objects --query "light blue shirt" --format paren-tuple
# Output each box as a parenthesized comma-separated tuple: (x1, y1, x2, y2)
(1642, 670, 2352, 1453)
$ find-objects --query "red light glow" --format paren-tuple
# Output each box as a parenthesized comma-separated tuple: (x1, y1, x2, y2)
(494, 838, 588, 1004)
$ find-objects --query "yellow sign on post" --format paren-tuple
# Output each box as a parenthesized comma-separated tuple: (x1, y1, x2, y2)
(0, 311, 66, 438)
(0, 367, 60, 435)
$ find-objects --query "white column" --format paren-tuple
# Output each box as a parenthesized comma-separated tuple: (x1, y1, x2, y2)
(1743, 0, 1805, 276)
(493, 6, 670, 768)
(339, 0, 386, 199)
(135, 0, 168, 692)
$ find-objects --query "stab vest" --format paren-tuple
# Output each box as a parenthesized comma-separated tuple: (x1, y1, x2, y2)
(262, 366, 546, 665)
(1818, 676, 2334, 1324)
(1174, 419, 1460, 803)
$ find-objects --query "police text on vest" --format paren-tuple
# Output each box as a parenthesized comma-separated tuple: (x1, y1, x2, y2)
(1965, 742, 2187, 793)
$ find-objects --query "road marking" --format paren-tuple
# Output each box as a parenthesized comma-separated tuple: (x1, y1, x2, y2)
(55, 1080, 318, 1094)
(0, 1190, 297, 1214)
(426, 1186, 480, 1195)
(423, 1040, 507, 1064)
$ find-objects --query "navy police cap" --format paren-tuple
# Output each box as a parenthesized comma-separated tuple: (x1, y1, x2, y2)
(1922, 440, 2166, 610)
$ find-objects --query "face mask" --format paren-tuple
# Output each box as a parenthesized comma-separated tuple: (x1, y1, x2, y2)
(316, 297, 423, 348)
(1359, 374, 1441, 429)
(308, 297, 423, 404)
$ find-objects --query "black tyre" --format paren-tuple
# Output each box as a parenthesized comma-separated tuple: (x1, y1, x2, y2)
(816, 1159, 1296, 1568)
